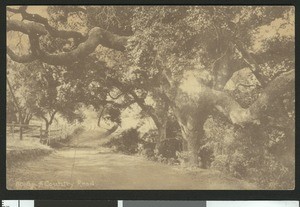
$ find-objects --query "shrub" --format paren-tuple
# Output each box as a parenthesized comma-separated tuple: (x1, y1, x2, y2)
(205, 115, 294, 189)
(104, 128, 140, 154)
(138, 141, 156, 159)
(71, 126, 85, 136)
(141, 129, 158, 143)
(176, 151, 190, 167)
(166, 117, 181, 138)
(156, 138, 182, 159)
(198, 144, 214, 169)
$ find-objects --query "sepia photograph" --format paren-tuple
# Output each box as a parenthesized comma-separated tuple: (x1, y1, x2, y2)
(6, 5, 295, 190)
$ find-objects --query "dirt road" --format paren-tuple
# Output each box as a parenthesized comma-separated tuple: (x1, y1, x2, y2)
(7, 130, 257, 190)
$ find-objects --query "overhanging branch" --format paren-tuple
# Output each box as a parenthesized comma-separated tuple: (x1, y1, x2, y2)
(212, 69, 294, 125)
(7, 47, 36, 62)
(37, 27, 128, 65)
(7, 20, 47, 35)
(7, 21, 129, 65)
(7, 6, 129, 65)
(234, 39, 268, 87)
(7, 6, 85, 41)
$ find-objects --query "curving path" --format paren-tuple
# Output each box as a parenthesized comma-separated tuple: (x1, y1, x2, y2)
(7, 130, 257, 190)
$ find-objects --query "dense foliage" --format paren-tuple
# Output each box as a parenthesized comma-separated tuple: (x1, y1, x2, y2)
(7, 6, 295, 189)
(104, 128, 140, 154)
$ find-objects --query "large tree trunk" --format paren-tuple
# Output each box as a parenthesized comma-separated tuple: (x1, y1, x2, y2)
(179, 116, 206, 167)
(186, 130, 201, 167)
(154, 118, 168, 153)
(157, 117, 167, 142)
(174, 104, 208, 167)
(182, 139, 188, 151)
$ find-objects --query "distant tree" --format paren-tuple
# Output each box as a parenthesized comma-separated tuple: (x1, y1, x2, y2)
(7, 60, 37, 126)
(7, 59, 84, 135)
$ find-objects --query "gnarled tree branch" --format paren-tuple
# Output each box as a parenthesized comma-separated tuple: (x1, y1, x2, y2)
(213, 69, 294, 125)
(234, 39, 268, 87)
(7, 6, 130, 65)
(7, 19, 47, 35)
(129, 91, 162, 127)
(7, 47, 36, 62)
(7, 6, 85, 41)
(7, 20, 129, 65)
(37, 27, 128, 65)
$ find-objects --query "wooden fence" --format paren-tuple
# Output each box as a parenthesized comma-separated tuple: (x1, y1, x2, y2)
(6, 123, 71, 145)
(6, 123, 42, 140)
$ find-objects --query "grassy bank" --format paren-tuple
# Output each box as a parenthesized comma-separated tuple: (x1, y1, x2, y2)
(7, 137, 54, 167)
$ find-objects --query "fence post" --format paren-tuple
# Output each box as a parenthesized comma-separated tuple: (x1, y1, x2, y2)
(40, 124, 42, 142)
(19, 124, 23, 140)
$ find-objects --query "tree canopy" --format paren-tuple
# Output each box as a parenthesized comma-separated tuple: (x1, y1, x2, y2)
(6, 6, 295, 189)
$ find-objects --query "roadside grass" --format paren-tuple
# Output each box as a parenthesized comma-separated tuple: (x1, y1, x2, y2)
(7, 135, 53, 167)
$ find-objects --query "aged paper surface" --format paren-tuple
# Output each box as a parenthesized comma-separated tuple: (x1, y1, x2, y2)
(6, 6, 295, 190)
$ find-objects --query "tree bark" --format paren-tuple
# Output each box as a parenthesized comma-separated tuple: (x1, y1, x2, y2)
(181, 116, 207, 167)
(155, 118, 168, 151)
(156, 102, 168, 143)
(157, 120, 167, 142)
(173, 104, 208, 167)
